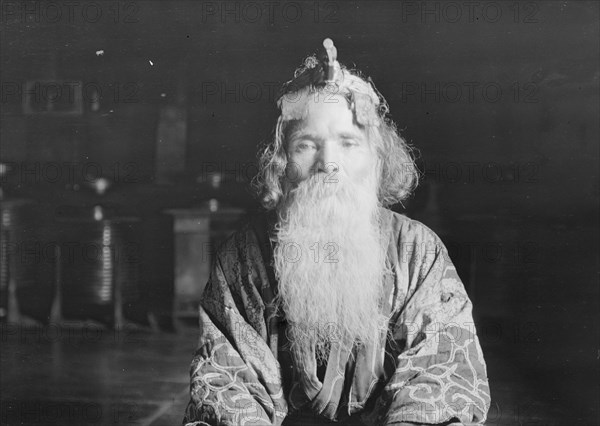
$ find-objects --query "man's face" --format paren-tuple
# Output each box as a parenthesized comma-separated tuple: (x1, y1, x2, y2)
(284, 94, 378, 187)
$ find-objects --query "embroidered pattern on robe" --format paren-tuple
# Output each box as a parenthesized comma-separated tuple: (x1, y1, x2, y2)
(183, 209, 491, 426)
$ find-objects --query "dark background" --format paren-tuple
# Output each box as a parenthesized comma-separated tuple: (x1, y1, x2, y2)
(1, 0, 598, 424)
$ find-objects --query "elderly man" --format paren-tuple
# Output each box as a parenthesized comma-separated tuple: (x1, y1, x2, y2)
(183, 39, 490, 426)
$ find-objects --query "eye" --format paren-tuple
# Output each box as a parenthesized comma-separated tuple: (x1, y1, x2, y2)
(341, 139, 359, 148)
(295, 141, 316, 152)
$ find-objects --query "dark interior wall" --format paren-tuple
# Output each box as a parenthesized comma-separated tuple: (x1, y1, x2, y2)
(3, 2, 598, 216)
(1, 1, 598, 421)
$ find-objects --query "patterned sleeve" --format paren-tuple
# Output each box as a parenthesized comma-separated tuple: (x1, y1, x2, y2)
(182, 246, 288, 426)
(365, 223, 491, 425)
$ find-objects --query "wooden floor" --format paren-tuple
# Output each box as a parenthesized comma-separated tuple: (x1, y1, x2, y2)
(1, 323, 193, 426)
(1, 323, 571, 426)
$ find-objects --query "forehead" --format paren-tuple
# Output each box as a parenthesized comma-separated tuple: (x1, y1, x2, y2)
(304, 93, 352, 117)
(285, 93, 364, 136)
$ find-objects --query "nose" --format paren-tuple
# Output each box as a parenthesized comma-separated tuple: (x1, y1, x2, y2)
(315, 142, 340, 175)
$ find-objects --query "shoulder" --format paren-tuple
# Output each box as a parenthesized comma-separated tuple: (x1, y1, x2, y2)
(214, 210, 275, 262)
(383, 208, 445, 248)
(383, 211, 465, 305)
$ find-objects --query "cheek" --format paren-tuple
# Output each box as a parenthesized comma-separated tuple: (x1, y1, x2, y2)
(347, 150, 378, 180)
(286, 152, 314, 182)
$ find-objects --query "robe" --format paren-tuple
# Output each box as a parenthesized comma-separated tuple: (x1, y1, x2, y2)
(182, 208, 491, 425)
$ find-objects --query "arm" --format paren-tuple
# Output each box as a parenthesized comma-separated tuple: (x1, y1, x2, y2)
(365, 226, 491, 425)
(183, 244, 288, 426)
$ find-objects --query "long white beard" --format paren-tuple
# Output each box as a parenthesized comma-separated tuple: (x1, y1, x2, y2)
(273, 170, 389, 362)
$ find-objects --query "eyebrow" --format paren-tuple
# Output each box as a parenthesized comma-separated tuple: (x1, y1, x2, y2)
(288, 130, 363, 143)
(288, 131, 322, 142)
(338, 131, 362, 139)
